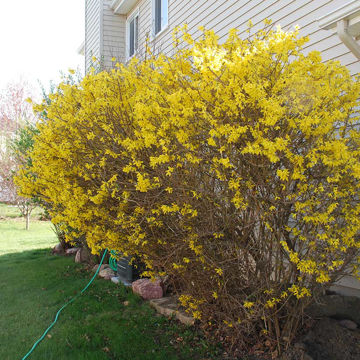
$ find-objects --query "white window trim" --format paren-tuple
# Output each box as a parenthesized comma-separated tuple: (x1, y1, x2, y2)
(151, 0, 169, 39)
(126, 7, 140, 60)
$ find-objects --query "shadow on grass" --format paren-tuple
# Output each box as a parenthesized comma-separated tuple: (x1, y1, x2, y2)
(0, 248, 221, 360)
(1, 248, 49, 261)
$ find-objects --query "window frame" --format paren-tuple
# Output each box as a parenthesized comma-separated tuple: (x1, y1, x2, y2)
(126, 7, 140, 60)
(152, 0, 169, 38)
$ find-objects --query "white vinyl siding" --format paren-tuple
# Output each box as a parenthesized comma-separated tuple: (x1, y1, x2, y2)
(85, 0, 126, 71)
(129, 0, 358, 76)
(86, 1, 359, 75)
(85, 0, 101, 72)
(103, 0, 126, 69)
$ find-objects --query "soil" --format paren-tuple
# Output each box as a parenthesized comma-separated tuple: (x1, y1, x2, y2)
(283, 317, 360, 360)
(226, 317, 360, 360)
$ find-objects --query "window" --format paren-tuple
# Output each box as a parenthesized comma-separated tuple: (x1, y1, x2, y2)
(153, 0, 168, 36)
(127, 9, 139, 59)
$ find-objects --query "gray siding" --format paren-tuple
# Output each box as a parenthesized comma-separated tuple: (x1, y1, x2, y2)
(103, 0, 126, 69)
(85, 0, 101, 72)
(85, 1, 359, 74)
(129, 0, 358, 76)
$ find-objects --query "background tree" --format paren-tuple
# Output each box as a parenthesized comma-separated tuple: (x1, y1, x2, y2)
(0, 80, 37, 229)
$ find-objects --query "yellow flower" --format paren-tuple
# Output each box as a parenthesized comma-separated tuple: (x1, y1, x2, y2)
(244, 301, 254, 309)
(215, 268, 223, 276)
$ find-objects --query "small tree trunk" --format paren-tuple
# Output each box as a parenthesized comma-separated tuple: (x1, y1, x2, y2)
(26, 212, 30, 230)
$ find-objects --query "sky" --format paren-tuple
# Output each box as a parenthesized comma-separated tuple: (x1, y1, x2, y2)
(0, 0, 85, 96)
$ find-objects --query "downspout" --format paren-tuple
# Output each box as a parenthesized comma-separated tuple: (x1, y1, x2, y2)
(337, 19, 360, 60)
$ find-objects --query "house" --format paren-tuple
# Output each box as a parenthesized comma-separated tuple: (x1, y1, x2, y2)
(81, 0, 360, 296)
(83, 0, 360, 73)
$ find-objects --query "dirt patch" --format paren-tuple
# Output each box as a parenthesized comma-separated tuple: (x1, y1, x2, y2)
(230, 317, 360, 360)
(304, 317, 360, 360)
(282, 317, 360, 360)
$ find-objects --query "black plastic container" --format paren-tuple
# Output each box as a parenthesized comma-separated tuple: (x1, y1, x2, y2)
(116, 255, 142, 285)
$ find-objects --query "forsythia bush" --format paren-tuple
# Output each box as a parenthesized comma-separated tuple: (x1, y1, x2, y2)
(16, 25, 360, 353)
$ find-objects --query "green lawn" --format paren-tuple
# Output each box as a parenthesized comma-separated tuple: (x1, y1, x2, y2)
(0, 205, 221, 360)
(0, 202, 57, 256)
(0, 202, 45, 219)
(0, 220, 57, 255)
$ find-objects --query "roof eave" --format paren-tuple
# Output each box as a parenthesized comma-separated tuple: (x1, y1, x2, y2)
(318, 0, 360, 36)
(318, 0, 360, 60)
(111, 0, 138, 15)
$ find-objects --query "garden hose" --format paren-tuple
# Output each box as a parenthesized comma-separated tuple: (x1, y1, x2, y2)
(109, 250, 118, 271)
(21, 249, 108, 360)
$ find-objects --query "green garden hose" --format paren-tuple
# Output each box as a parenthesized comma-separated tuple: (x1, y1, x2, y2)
(21, 249, 108, 360)
(109, 250, 118, 271)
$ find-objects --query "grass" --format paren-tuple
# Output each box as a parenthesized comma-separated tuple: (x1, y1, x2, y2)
(0, 202, 45, 219)
(0, 221, 58, 256)
(0, 202, 57, 256)
(0, 204, 221, 360)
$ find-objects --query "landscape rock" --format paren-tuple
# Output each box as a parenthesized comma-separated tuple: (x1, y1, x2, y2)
(99, 268, 116, 280)
(175, 310, 195, 326)
(111, 276, 120, 284)
(339, 319, 357, 330)
(52, 243, 64, 255)
(65, 247, 80, 255)
(150, 297, 178, 317)
(132, 278, 163, 300)
(307, 294, 360, 324)
(92, 264, 110, 273)
(149, 297, 195, 326)
(75, 248, 91, 263)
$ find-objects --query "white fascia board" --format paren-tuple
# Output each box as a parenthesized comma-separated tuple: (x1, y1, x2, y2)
(318, 0, 360, 36)
(111, 0, 138, 15)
